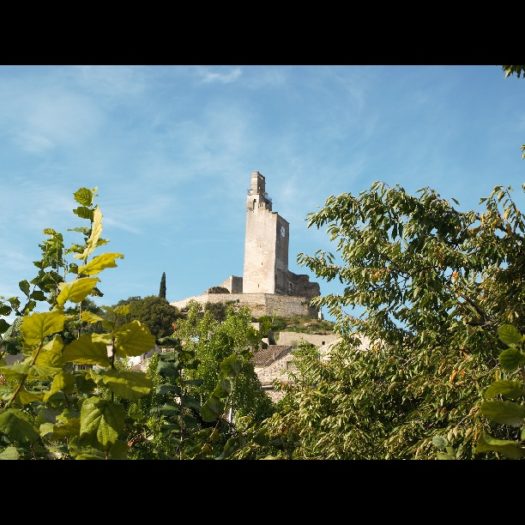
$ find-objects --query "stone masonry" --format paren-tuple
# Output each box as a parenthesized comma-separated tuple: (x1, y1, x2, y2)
(171, 171, 320, 319)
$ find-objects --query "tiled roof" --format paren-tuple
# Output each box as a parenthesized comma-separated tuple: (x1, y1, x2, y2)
(252, 345, 292, 367)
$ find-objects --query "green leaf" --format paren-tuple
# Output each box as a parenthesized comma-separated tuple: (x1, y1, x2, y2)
(73, 187, 95, 207)
(431, 435, 447, 450)
(480, 400, 525, 427)
(0, 319, 9, 334)
(56, 277, 99, 307)
(80, 397, 125, 448)
(77, 253, 124, 276)
(74, 206, 103, 261)
(73, 206, 93, 220)
(30, 290, 46, 301)
(43, 370, 75, 401)
(114, 321, 155, 357)
(18, 280, 30, 296)
(484, 380, 524, 400)
(0, 409, 39, 443)
(80, 311, 104, 324)
(0, 362, 31, 378)
(499, 347, 525, 371)
(201, 396, 225, 423)
(35, 336, 64, 368)
(96, 370, 152, 400)
(498, 325, 522, 346)
(220, 354, 243, 378)
(21, 311, 65, 346)
(63, 334, 110, 366)
(18, 388, 43, 405)
(0, 446, 20, 460)
(0, 303, 11, 316)
(108, 440, 128, 460)
(475, 432, 525, 459)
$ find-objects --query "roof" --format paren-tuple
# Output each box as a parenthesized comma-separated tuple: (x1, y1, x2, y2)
(252, 345, 292, 367)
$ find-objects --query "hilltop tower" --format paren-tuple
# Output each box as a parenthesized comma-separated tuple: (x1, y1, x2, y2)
(243, 171, 289, 294)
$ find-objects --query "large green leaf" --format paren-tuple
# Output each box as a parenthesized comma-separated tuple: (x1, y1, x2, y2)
(499, 348, 525, 371)
(480, 400, 525, 427)
(475, 432, 525, 459)
(21, 311, 65, 346)
(96, 369, 152, 400)
(498, 325, 522, 346)
(77, 253, 124, 276)
(74, 206, 103, 261)
(63, 334, 110, 366)
(56, 277, 99, 308)
(0, 409, 39, 443)
(80, 397, 125, 448)
(0, 446, 20, 460)
(114, 321, 155, 357)
(484, 380, 524, 400)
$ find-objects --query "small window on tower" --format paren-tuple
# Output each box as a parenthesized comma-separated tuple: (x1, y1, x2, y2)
(252, 199, 256, 210)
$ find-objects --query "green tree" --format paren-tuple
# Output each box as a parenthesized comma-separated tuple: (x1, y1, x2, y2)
(110, 296, 180, 340)
(235, 182, 525, 459)
(159, 272, 167, 299)
(174, 302, 273, 424)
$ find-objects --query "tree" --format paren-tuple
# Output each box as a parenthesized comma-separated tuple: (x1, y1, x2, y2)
(174, 301, 273, 424)
(110, 296, 180, 340)
(159, 272, 167, 299)
(235, 182, 525, 459)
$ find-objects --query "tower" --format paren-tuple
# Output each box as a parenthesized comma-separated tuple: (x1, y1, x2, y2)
(243, 171, 289, 294)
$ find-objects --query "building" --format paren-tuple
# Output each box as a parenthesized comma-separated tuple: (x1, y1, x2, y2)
(171, 171, 320, 319)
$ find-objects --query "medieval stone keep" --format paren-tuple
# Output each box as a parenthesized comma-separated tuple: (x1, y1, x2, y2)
(171, 171, 320, 318)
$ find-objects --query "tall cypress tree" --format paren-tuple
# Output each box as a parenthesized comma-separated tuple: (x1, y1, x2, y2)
(159, 272, 167, 299)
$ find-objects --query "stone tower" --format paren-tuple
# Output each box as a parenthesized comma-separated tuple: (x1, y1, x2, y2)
(243, 171, 290, 294)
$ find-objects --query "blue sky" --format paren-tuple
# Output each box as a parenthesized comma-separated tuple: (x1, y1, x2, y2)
(0, 66, 524, 315)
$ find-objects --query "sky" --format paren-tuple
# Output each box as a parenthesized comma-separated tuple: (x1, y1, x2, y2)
(0, 66, 524, 317)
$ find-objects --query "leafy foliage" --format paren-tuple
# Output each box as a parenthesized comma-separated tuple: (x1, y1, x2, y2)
(235, 182, 525, 459)
(159, 272, 167, 300)
(0, 187, 154, 460)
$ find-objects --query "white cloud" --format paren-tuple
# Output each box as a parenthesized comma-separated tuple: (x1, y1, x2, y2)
(197, 67, 242, 84)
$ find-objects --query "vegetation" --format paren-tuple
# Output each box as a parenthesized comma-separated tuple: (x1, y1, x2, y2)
(207, 286, 230, 294)
(0, 189, 257, 460)
(159, 272, 167, 299)
(111, 295, 180, 340)
(233, 181, 525, 459)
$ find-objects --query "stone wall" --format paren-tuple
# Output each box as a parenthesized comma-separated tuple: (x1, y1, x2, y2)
(219, 275, 243, 293)
(171, 292, 318, 318)
(275, 331, 340, 350)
